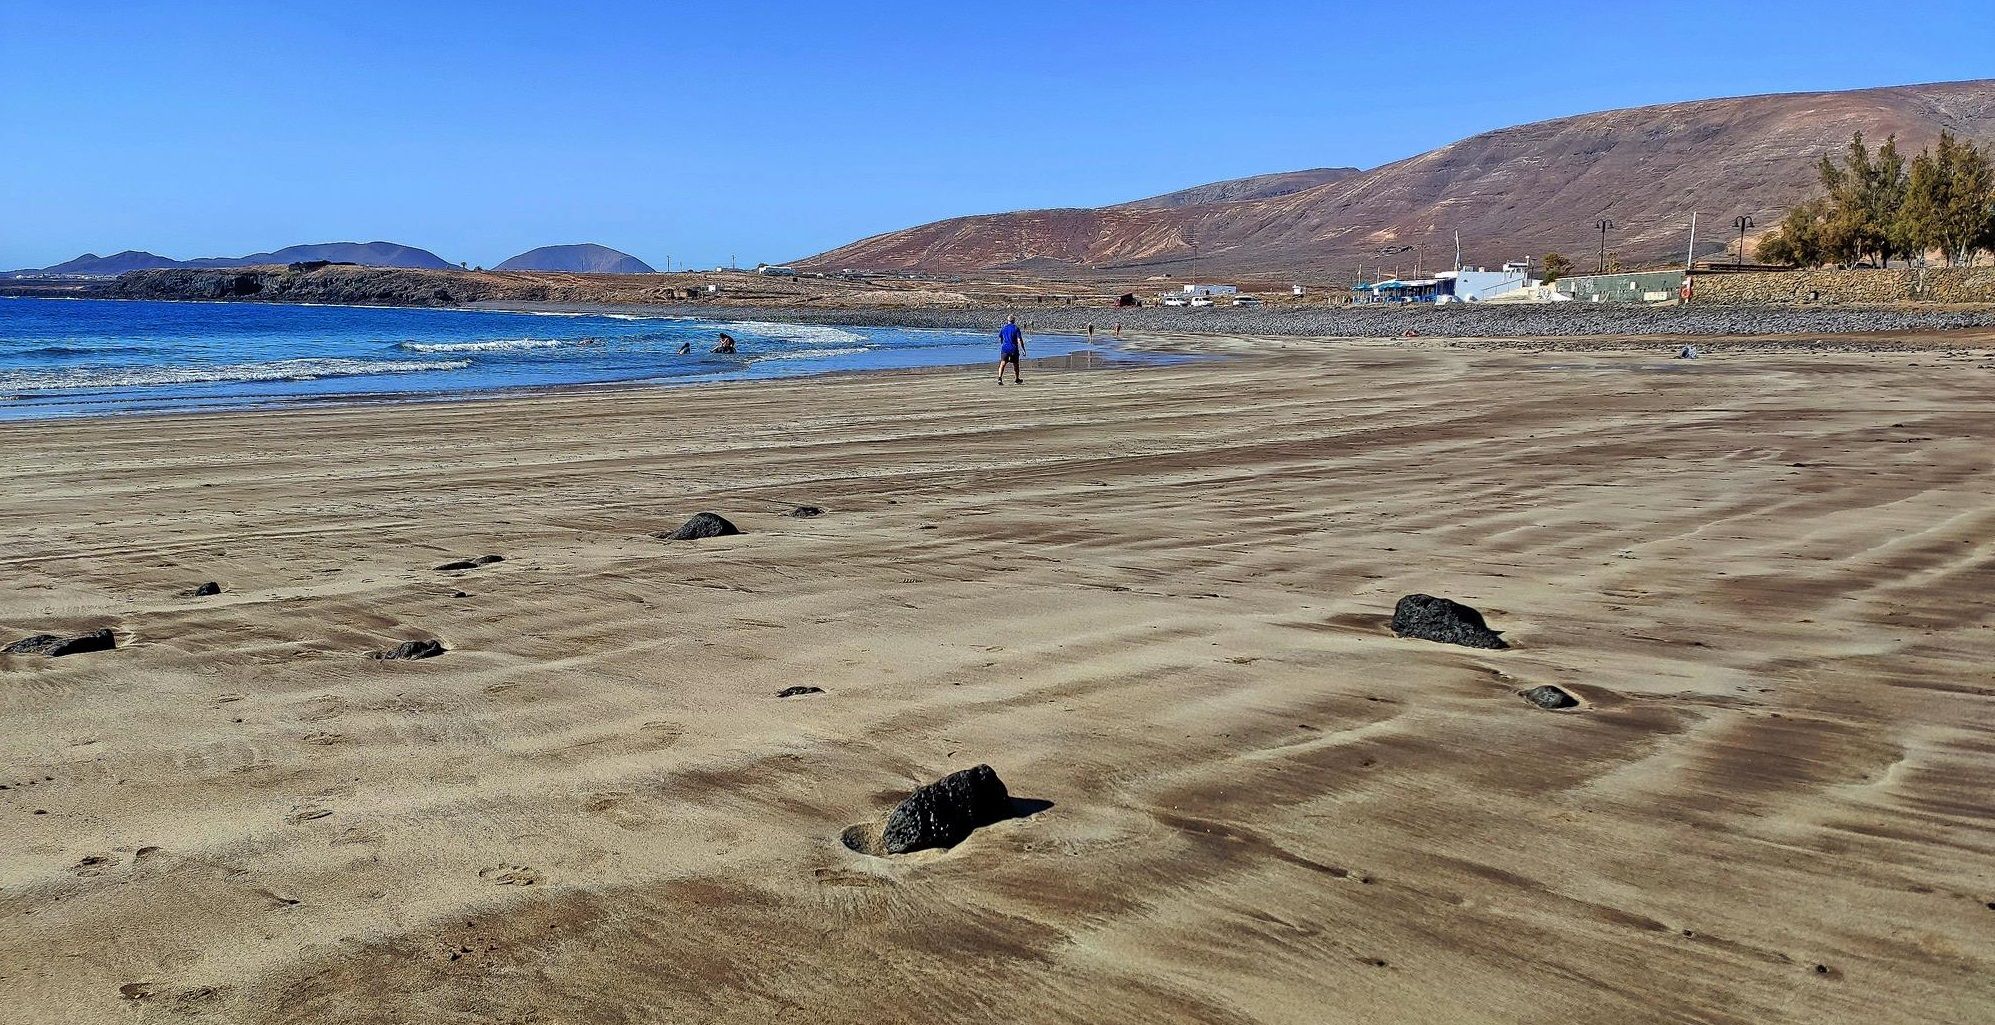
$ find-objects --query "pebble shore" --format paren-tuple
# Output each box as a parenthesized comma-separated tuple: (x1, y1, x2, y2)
(486, 300, 1995, 343)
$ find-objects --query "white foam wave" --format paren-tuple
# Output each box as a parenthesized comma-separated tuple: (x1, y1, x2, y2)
(0, 358, 472, 392)
(724, 321, 867, 347)
(750, 346, 873, 363)
(396, 337, 576, 353)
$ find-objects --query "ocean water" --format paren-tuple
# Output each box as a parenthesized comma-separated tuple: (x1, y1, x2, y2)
(0, 298, 1101, 420)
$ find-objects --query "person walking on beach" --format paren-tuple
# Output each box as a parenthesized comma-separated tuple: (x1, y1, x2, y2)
(996, 316, 1025, 385)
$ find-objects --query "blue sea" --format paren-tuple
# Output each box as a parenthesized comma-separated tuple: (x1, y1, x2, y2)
(0, 298, 1100, 420)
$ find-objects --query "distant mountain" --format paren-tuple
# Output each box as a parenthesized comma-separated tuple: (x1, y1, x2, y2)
(1117, 168, 1361, 210)
(799, 79, 1995, 276)
(8, 241, 453, 276)
(180, 242, 454, 270)
(494, 243, 656, 274)
(26, 250, 184, 275)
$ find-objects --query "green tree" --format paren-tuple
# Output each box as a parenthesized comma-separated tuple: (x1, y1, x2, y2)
(1898, 131, 1995, 266)
(1816, 132, 1908, 267)
(1540, 252, 1573, 282)
(1755, 198, 1837, 267)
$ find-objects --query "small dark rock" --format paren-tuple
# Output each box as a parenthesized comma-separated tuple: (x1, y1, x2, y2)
(369, 639, 446, 661)
(776, 685, 825, 698)
(4, 629, 117, 657)
(788, 505, 826, 518)
(1391, 594, 1508, 649)
(435, 554, 504, 571)
(881, 764, 1011, 855)
(1520, 685, 1579, 710)
(186, 581, 223, 597)
(449, 590, 469, 599)
(659, 512, 740, 541)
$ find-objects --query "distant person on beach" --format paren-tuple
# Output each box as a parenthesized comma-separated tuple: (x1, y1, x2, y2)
(712, 332, 737, 354)
(1113, 322, 1122, 339)
(997, 316, 1025, 385)
(675, 340, 692, 355)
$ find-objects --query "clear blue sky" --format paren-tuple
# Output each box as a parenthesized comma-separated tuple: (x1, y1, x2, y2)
(4, 1, 1991, 270)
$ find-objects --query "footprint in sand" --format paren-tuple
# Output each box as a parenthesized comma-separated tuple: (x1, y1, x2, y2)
(479, 864, 543, 886)
(300, 731, 350, 746)
(284, 805, 332, 824)
(74, 854, 116, 876)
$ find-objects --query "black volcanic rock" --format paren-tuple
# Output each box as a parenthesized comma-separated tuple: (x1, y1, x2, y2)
(1391, 594, 1508, 649)
(880, 764, 1012, 854)
(776, 685, 825, 698)
(495, 243, 655, 274)
(435, 554, 505, 571)
(369, 639, 446, 661)
(659, 513, 740, 541)
(186, 582, 223, 597)
(788, 505, 826, 518)
(1520, 685, 1579, 709)
(4, 629, 116, 657)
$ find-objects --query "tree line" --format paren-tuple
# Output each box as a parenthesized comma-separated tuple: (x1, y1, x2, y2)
(1757, 131, 1995, 268)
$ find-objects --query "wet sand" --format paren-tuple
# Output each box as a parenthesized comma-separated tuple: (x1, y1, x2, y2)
(2, 337, 1992, 1023)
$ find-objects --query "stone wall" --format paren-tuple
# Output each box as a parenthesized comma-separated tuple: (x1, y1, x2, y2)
(1694, 268, 1995, 306)
(1554, 270, 1687, 303)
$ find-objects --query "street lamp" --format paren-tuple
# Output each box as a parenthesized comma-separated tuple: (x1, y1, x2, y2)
(1733, 216, 1754, 268)
(1595, 219, 1614, 275)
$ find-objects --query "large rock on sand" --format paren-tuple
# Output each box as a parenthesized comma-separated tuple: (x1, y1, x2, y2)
(881, 764, 1011, 854)
(369, 639, 446, 661)
(659, 512, 740, 541)
(435, 554, 504, 571)
(3, 629, 116, 657)
(1520, 685, 1579, 710)
(1391, 594, 1509, 649)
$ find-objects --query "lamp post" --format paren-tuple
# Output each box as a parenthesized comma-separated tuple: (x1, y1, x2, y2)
(1595, 219, 1614, 275)
(1733, 216, 1754, 268)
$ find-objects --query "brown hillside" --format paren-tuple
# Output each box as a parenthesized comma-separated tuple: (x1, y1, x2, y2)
(799, 80, 1995, 276)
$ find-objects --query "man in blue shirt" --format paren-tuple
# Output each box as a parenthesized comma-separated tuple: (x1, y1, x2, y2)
(996, 316, 1025, 385)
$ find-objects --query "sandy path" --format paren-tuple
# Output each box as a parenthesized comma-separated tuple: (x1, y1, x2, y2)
(2, 340, 1991, 1023)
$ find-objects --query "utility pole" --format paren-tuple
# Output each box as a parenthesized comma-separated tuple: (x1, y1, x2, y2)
(1686, 212, 1698, 270)
(1733, 216, 1753, 268)
(1595, 219, 1614, 275)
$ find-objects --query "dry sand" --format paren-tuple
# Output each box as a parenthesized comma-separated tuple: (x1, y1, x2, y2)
(2, 337, 1991, 1023)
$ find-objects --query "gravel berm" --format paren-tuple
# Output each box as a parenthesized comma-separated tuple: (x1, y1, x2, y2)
(478, 300, 1995, 342)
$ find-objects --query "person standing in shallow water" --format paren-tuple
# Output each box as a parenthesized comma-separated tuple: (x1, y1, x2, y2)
(996, 316, 1025, 385)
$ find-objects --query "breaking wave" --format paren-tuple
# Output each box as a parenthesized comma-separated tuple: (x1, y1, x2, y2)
(0, 358, 472, 392)
(722, 321, 867, 347)
(394, 337, 580, 353)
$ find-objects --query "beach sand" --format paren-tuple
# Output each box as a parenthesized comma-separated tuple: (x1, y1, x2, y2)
(2, 337, 1991, 1023)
